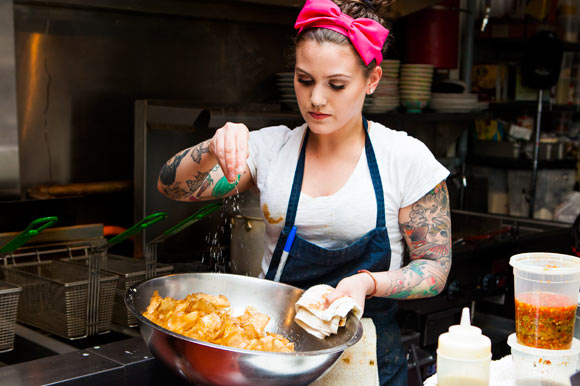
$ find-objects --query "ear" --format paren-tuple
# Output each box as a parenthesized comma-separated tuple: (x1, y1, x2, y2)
(367, 66, 382, 95)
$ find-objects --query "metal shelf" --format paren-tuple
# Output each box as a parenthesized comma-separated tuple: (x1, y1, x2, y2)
(467, 155, 577, 170)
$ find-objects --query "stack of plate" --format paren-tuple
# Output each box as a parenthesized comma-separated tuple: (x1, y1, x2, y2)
(365, 60, 400, 113)
(430, 93, 488, 113)
(276, 72, 298, 111)
(399, 64, 434, 113)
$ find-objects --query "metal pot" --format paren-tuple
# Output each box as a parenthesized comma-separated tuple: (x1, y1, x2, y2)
(229, 191, 265, 277)
(125, 273, 363, 386)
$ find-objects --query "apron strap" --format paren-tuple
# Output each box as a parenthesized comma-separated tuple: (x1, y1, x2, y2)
(362, 117, 386, 228)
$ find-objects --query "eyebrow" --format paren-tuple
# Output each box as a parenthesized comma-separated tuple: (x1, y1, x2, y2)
(295, 67, 351, 79)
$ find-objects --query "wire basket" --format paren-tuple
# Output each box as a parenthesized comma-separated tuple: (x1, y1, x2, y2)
(1, 260, 118, 339)
(0, 281, 21, 352)
(65, 254, 173, 327)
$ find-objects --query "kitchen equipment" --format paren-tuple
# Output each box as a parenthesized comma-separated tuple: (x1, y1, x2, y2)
(67, 204, 221, 327)
(436, 307, 491, 386)
(2, 259, 118, 339)
(521, 31, 564, 218)
(0, 216, 58, 259)
(0, 281, 21, 352)
(145, 202, 221, 279)
(125, 273, 363, 386)
(510, 252, 580, 350)
(0, 213, 167, 339)
(65, 254, 174, 327)
(85, 212, 167, 336)
(508, 333, 580, 386)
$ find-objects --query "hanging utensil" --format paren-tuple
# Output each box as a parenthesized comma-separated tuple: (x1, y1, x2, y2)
(0, 216, 59, 259)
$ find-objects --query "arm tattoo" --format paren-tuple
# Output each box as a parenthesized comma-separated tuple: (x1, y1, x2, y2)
(190, 140, 210, 164)
(186, 171, 209, 193)
(387, 182, 452, 300)
(159, 148, 190, 186)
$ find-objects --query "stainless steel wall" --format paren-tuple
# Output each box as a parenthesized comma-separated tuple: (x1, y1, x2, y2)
(0, 0, 20, 199)
(14, 1, 296, 190)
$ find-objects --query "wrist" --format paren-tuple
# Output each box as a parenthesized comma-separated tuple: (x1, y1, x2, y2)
(357, 269, 378, 299)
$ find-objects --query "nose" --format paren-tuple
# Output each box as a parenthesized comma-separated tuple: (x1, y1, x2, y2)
(310, 85, 326, 108)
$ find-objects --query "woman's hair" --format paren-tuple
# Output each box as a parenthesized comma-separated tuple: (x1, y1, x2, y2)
(289, 0, 393, 77)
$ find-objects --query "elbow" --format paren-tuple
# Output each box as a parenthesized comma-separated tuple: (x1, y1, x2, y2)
(157, 178, 168, 198)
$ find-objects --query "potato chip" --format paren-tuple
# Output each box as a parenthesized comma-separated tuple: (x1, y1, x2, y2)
(143, 291, 295, 353)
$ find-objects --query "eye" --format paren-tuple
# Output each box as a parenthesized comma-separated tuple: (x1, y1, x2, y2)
(329, 83, 345, 90)
(297, 78, 314, 86)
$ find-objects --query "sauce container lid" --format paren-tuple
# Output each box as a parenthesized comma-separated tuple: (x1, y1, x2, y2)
(510, 252, 580, 276)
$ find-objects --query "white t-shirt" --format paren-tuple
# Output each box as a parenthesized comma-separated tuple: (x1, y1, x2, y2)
(246, 121, 450, 277)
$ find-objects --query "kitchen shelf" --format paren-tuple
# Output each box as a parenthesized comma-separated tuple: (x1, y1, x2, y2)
(467, 155, 577, 170)
(488, 102, 580, 113)
(365, 110, 491, 122)
(475, 38, 580, 52)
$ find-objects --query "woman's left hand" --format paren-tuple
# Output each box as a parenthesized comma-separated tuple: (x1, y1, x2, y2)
(325, 272, 375, 312)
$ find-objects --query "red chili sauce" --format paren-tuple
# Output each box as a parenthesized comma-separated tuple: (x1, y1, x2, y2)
(515, 291, 577, 350)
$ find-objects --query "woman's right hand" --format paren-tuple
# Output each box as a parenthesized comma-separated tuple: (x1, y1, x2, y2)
(209, 122, 250, 183)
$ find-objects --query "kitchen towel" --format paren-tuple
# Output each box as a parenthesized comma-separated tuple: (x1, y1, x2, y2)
(295, 284, 363, 339)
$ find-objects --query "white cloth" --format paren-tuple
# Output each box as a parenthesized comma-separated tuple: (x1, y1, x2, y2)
(246, 121, 450, 277)
(295, 284, 362, 339)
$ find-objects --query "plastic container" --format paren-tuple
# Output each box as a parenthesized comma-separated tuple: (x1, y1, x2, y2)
(510, 253, 580, 350)
(508, 333, 580, 386)
(437, 307, 491, 386)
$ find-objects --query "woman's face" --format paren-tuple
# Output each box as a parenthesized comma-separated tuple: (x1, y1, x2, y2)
(294, 40, 380, 135)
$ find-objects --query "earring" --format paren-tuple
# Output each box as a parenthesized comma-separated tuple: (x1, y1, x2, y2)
(369, 88, 374, 94)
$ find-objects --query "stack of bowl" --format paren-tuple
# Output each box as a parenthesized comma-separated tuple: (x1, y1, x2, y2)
(365, 59, 400, 114)
(276, 72, 299, 111)
(399, 64, 434, 113)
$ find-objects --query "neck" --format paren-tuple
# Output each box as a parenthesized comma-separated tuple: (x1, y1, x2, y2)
(308, 116, 365, 155)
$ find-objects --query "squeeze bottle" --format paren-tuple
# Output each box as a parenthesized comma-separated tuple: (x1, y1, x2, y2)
(436, 307, 492, 386)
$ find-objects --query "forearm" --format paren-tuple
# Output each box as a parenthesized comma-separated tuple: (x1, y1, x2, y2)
(372, 256, 451, 299)
(157, 140, 225, 201)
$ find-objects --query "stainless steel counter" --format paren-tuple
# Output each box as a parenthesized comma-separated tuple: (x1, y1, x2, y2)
(0, 336, 191, 386)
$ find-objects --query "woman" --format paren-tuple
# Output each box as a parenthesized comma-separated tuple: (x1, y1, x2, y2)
(157, 0, 451, 384)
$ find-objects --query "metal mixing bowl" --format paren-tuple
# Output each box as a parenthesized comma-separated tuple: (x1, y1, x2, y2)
(125, 273, 363, 386)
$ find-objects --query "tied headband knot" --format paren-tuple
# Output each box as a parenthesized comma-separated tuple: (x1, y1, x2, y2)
(295, 0, 389, 66)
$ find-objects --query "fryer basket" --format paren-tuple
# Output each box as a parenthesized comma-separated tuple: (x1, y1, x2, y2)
(65, 254, 173, 327)
(1, 260, 118, 339)
(0, 281, 21, 352)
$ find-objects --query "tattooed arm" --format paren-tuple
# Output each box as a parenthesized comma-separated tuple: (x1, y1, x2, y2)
(157, 123, 254, 201)
(327, 181, 451, 309)
(384, 181, 451, 299)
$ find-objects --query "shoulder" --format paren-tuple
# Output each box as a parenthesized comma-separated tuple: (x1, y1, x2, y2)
(368, 121, 430, 155)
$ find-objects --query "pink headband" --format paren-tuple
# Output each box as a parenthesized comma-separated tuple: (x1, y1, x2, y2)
(294, 0, 390, 66)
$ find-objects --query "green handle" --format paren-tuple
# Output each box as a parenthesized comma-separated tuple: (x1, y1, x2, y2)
(101, 212, 168, 250)
(0, 216, 59, 254)
(158, 203, 222, 242)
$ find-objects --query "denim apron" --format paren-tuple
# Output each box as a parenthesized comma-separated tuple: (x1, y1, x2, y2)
(265, 117, 407, 386)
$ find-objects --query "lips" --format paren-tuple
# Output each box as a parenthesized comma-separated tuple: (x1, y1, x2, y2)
(308, 112, 331, 120)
